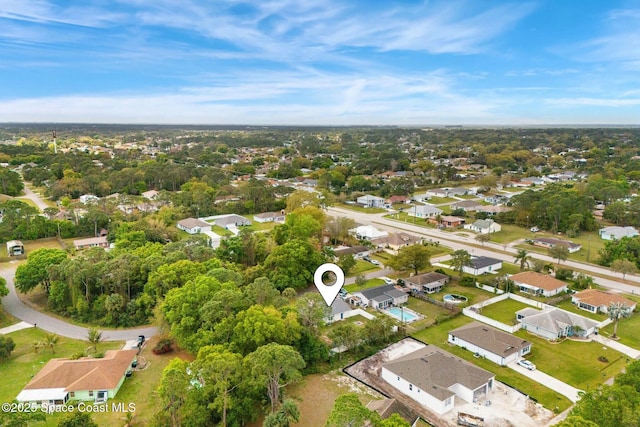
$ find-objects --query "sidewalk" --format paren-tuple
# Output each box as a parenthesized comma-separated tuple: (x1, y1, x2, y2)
(508, 361, 583, 403)
(591, 334, 640, 359)
(0, 321, 33, 334)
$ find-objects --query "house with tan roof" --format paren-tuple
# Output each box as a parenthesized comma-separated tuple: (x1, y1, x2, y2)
(371, 232, 422, 252)
(571, 289, 637, 314)
(381, 345, 495, 414)
(448, 322, 532, 366)
(404, 272, 449, 294)
(509, 271, 568, 297)
(16, 350, 137, 406)
(73, 236, 109, 250)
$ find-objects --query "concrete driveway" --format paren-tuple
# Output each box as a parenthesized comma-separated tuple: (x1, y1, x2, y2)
(508, 361, 583, 403)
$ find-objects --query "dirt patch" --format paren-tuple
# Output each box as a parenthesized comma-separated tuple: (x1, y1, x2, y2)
(345, 338, 555, 427)
(247, 371, 383, 427)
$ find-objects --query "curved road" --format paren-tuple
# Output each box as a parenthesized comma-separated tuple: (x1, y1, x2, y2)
(1, 263, 158, 341)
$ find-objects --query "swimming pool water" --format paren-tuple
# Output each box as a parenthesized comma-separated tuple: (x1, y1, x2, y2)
(387, 307, 418, 322)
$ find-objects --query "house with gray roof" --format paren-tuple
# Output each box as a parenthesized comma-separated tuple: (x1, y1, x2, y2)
(464, 219, 501, 234)
(353, 284, 408, 309)
(462, 256, 502, 276)
(448, 322, 532, 366)
(177, 218, 212, 234)
(599, 226, 639, 241)
(408, 204, 443, 219)
(381, 345, 495, 414)
(516, 307, 598, 340)
(404, 272, 449, 294)
(326, 299, 358, 323)
(356, 194, 385, 208)
(451, 200, 482, 212)
(205, 214, 252, 229)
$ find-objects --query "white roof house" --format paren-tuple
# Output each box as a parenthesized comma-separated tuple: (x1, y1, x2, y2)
(408, 204, 443, 219)
(464, 219, 501, 234)
(516, 308, 598, 340)
(599, 226, 639, 240)
(177, 218, 212, 234)
(350, 225, 388, 241)
(356, 195, 385, 208)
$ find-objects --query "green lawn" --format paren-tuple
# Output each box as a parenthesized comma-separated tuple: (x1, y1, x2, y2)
(348, 260, 378, 276)
(426, 196, 456, 205)
(0, 237, 65, 262)
(479, 299, 532, 325)
(554, 300, 608, 321)
(429, 281, 496, 306)
(489, 224, 537, 244)
(338, 203, 387, 214)
(404, 297, 454, 332)
(601, 312, 640, 348)
(514, 330, 628, 390)
(412, 317, 572, 412)
(241, 215, 277, 232)
(515, 231, 605, 265)
(385, 212, 438, 229)
(345, 278, 385, 293)
(0, 308, 19, 329)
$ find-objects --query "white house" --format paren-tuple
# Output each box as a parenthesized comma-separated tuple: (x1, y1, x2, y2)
(356, 195, 385, 208)
(381, 345, 495, 415)
(350, 225, 388, 241)
(599, 226, 639, 240)
(464, 219, 501, 234)
(516, 308, 598, 340)
(326, 299, 358, 323)
(448, 322, 532, 366)
(509, 272, 568, 297)
(79, 194, 99, 204)
(408, 204, 443, 219)
(462, 256, 502, 276)
(253, 211, 286, 223)
(353, 284, 408, 309)
(531, 237, 582, 253)
(141, 190, 159, 200)
(177, 218, 212, 234)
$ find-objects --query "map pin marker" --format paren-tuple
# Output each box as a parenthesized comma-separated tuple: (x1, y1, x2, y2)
(313, 263, 345, 306)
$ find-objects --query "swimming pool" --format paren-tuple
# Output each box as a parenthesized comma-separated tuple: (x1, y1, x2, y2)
(443, 294, 468, 304)
(386, 307, 419, 323)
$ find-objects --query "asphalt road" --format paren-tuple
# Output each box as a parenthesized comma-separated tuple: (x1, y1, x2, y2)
(0, 263, 158, 341)
(327, 206, 640, 294)
(17, 184, 50, 212)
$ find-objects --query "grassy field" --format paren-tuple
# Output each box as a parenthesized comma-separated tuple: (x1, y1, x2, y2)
(554, 300, 608, 321)
(0, 308, 19, 329)
(0, 237, 65, 261)
(348, 260, 378, 276)
(344, 278, 385, 293)
(404, 297, 455, 332)
(489, 224, 537, 244)
(515, 231, 605, 264)
(429, 282, 496, 307)
(479, 299, 532, 324)
(338, 203, 386, 214)
(601, 312, 640, 348)
(515, 329, 628, 390)
(412, 316, 572, 412)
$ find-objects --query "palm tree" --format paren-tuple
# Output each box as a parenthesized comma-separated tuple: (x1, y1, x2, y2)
(43, 334, 59, 354)
(514, 249, 532, 271)
(609, 302, 632, 339)
(87, 327, 102, 353)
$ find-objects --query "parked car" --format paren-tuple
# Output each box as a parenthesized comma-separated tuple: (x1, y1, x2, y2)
(381, 277, 396, 285)
(370, 259, 381, 266)
(530, 226, 540, 232)
(517, 359, 536, 370)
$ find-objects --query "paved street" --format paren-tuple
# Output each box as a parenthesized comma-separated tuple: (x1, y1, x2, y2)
(0, 263, 158, 341)
(17, 183, 50, 212)
(327, 206, 640, 294)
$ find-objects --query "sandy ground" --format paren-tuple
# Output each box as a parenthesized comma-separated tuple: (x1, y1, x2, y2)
(345, 338, 555, 427)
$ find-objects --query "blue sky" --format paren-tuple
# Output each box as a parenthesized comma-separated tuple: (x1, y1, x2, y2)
(1, 0, 640, 125)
